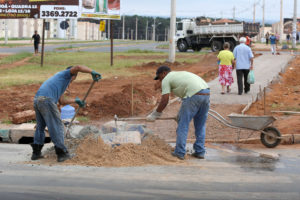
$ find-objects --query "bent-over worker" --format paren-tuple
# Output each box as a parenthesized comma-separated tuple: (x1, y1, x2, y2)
(31, 66, 101, 162)
(147, 66, 210, 160)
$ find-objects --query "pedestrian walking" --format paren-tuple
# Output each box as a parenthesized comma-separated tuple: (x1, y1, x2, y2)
(286, 33, 290, 44)
(233, 37, 254, 95)
(265, 32, 269, 45)
(147, 66, 210, 160)
(269, 33, 277, 55)
(217, 42, 235, 94)
(31, 66, 101, 162)
(31, 30, 40, 55)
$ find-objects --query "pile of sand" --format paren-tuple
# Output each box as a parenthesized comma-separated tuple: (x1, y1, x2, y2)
(42, 135, 182, 167)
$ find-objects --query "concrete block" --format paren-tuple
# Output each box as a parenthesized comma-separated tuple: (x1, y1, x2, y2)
(100, 131, 141, 145)
(9, 123, 49, 143)
(11, 110, 35, 124)
(126, 124, 146, 134)
(0, 129, 10, 142)
(76, 125, 101, 139)
(101, 121, 127, 134)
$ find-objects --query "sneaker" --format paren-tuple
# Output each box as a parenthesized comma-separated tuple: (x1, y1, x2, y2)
(171, 152, 185, 160)
(192, 152, 205, 159)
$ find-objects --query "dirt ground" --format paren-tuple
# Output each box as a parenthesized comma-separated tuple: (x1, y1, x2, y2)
(246, 56, 300, 136)
(0, 53, 219, 121)
(1, 52, 299, 167)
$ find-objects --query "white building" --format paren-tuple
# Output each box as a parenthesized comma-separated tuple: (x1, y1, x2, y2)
(0, 19, 105, 40)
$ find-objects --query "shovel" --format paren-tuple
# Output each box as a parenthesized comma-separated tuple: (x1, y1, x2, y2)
(65, 80, 97, 139)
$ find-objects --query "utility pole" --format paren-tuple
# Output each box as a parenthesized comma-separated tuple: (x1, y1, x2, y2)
(253, 3, 256, 23)
(4, 19, 8, 45)
(135, 16, 138, 41)
(168, 0, 176, 63)
(292, 0, 297, 49)
(262, 0, 265, 40)
(280, 0, 283, 43)
(152, 18, 156, 41)
(145, 20, 148, 40)
(122, 15, 125, 40)
(233, 6, 235, 20)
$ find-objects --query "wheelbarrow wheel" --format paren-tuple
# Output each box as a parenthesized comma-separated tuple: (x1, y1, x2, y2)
(260, 126, 281, 148)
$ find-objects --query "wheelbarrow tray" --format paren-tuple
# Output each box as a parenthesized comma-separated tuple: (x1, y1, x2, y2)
(227, 114, 276, 130)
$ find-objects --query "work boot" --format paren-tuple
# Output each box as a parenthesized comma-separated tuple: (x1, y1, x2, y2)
(30, 143, 44, 160)
(191, 152, 205, 159)
(54, 146, 71, 162)
(171, 152, 185, 160)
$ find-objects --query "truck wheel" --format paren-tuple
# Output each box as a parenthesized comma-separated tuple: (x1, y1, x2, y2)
(260, 126, 281, 148)
(177, 40, 188, 52)
(211, 41, 222, 52)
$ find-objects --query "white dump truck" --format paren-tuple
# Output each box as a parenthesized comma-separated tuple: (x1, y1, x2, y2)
(176, 17, 260, 52)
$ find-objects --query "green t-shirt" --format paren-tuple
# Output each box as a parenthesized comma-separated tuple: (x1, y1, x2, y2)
(161, 71, 209, 99)
(217, 50, 234, 65)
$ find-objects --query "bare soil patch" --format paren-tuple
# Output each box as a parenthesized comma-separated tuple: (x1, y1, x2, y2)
(246, 56, 300, 136)
(0, 53, 219, 122)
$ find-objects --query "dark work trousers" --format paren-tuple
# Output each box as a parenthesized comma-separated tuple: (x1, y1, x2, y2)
(236, 69, 250, 94)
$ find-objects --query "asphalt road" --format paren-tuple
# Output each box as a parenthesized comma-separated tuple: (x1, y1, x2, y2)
(0, 41, 167, 54)
(0, 143, 300, 200)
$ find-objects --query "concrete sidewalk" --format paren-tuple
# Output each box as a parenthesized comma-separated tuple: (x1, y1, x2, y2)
(208, 53, 294, 104)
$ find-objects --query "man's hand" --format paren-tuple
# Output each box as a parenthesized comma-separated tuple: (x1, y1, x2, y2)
(146, 110, 162, 122)
(91, 71, 102, 82)
(75, 97, 86, 108)
(250, 65, 254, 70)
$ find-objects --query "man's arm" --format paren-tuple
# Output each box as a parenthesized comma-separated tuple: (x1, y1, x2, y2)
(70, 65, 93, 75)
(156, 94, 169, 113)
(58, 95, 75, 106)
(250, 57, 254, 70)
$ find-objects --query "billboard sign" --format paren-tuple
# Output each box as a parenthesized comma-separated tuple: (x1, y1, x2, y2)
(0, 0, 80, 19)
(81, 0, 120, 20)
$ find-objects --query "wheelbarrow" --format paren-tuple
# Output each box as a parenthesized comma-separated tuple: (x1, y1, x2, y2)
(208, 109, 281, 148)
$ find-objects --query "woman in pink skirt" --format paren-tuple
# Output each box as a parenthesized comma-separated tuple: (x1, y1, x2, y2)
(217, 42, 235, 94)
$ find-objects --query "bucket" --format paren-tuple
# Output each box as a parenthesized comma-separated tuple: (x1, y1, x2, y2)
(61, 105, 75, 119)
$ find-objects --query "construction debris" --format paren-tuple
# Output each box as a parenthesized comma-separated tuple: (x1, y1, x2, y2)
(11, 110, 35, 124)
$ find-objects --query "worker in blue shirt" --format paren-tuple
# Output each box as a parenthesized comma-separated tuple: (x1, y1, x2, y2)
(31, 65, 101, 162)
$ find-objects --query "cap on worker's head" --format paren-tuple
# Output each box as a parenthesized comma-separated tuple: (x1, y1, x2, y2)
(239, 37, 247, 43)
(154, 66, 171, 80)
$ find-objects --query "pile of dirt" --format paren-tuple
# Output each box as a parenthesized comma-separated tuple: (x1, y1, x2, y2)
(85, 83, 158, 119)
(247, 56, 300, 135)
(54, 135, 181, 167)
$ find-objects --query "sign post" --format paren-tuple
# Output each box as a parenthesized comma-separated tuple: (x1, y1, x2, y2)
(81, 0, 121, 66)
(41, 19, 46, 67)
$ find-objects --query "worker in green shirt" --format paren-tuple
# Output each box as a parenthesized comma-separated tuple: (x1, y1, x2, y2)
(147, 66, 210, 160)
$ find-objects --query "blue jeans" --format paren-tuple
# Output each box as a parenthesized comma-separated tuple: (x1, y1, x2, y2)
(174, 89, 210, 157)
(34, 96, 67, 151)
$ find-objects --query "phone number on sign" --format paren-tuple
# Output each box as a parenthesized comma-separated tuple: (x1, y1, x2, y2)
(41, 11, 78, 18)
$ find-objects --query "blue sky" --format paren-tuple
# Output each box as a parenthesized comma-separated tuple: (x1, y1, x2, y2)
(121, 0, 297, 23)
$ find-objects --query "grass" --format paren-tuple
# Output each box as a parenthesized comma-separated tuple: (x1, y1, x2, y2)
(0, 50, 205, 88)
(76, 116, 90, 122)
(0, 52, 32, 65)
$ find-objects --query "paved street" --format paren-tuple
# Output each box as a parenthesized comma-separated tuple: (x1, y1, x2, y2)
(0, 143, 300, 200)
(0, 41, 166, 54)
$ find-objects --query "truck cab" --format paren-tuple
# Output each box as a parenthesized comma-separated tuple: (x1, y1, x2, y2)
(176, 19, 197, 52)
